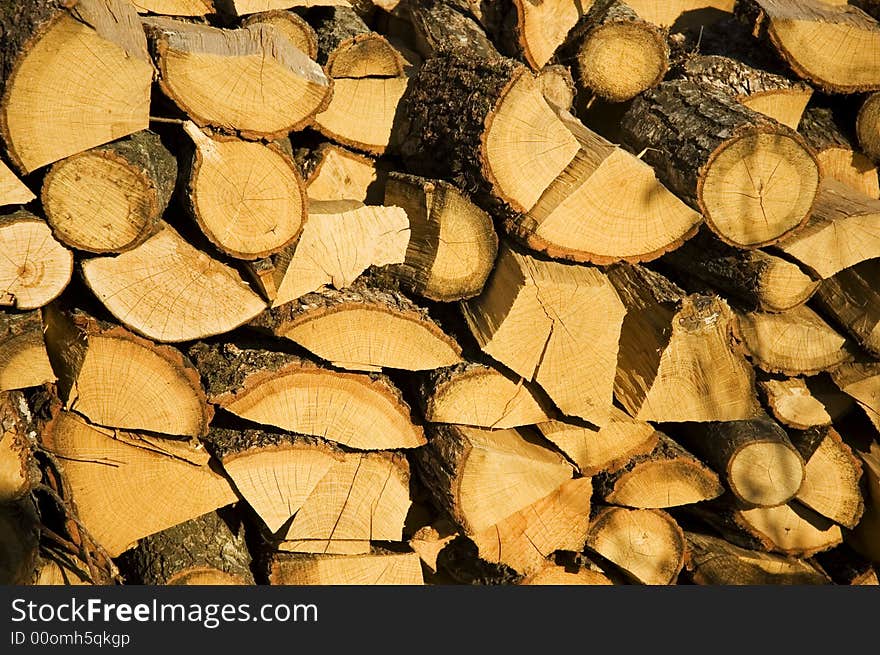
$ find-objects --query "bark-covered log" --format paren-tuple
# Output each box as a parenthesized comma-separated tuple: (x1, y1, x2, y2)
(813, 260, 880, 357)
(0, 311, 55, 392)
(857, 92, 880, 162)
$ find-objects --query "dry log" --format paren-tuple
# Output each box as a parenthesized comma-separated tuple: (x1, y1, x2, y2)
(133, 1, 215, 15)
(462, 244, 625, 425)
(42, 131, 177, 254)
(0, 211, 72, 310)
(81, 223, 267, 343)
(857, 92, 880, 162)
(303, 144, 385, 203)
(310, 5, 407, 77)
(42, 306, 212, 437)
(0, 0, 152, 173)
(609, 264, 760, 422)
(405, 0, 500, 61)
(241, 10, 319, 59)
(0, 390, 38, 503)
(269, 551, 424, 585)
(0, 159, 34, 207)
(189, 341, 426, 450)
(829, 361, 880, 428)
(0, 311, 55, 392)
(520, 561, 613, 585)
(537, 64, 576, 111)
(625, 0, 734, 28)
(760, 378, 831, 430)
(384, 173, 497, 301)
(619, 79, 819, 248)
(813, 260, 880, 357)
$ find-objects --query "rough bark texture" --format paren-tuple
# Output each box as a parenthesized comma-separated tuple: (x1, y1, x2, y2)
(679, 53, 810, 100)
(0, 1, 66, 98)
(406, 0, 500, 60)
(308, 5, 371, 66)
(799, 106, 856, 152)
(414, 424, 470, 530)
(814, 262, 880, 357)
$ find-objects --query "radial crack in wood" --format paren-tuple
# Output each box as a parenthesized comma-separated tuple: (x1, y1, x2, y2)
(0, 211, 72, 310)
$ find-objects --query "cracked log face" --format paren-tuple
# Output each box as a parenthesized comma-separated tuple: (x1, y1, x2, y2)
(269, 551, 424, 586)
(242, 10, 319, 60)
(462, 243, 625, 425)
(0, 211, 72, 310)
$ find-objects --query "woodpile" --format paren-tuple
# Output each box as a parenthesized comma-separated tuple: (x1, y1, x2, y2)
(3, 0, 880, 587)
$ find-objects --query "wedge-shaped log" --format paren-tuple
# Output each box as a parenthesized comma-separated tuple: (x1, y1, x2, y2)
(813, 260, 880, 357)
(303, 144, 383, 203)
(242, 10, 318, 60)
(0, 311, 55, 392)
(760, 378, 831, 430)
(189, 342, 425, 450)
(269, 551, 424, 585)
(0, 160, 34, 207)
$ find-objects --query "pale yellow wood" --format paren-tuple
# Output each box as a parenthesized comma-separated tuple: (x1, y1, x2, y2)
(521, 562, 613, 585)
(133, 0, 214, 14)
(741, 89, 813, 130)
(0, 214, 72, 310)
(409, 521, 457, 573)
(513, 0, 588, 69)
(739, 504, 843, 557)
(270, 552, 424, 585)
(815, 148, 879, 200)
(0, 160, 34, 206)
(796, 430, 863, 528)
(306, 146, 378, 202)
(760, 378, 832, 429)
(626, 0, 734, 27)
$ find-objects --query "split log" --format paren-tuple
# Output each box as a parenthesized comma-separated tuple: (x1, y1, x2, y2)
(584, 506, 685, 585)
(0, 160, 34, 207)
(279, 452, 411, 554)
(310, 6, 407, 77)
(132, 1, 214, 15)
(254, 201, 408, 306)
(0, 499, 40, 584)
(760, 378, 831, 430)
(625, 0, 734, 28)
(829, 361, 880, 427)
(852, 0, 880, 21)
(182, 123, 307, 260)
(506, 107, 702, 265)
(229, 2, 349, 18)
(462, 244, 625, 425)
(189, 342, 426, 450)
(619, 79, 820, 248)
(537, 65, 576, 111)
(788, 427, 863, 528)
(405, 0, 500, 61)
(660, 230, 818, 313)
(241, 10, 319, 60)
(0, 211, 72, 310)
(535, 408, 659, 477)
(799, 107, 879, 200)
(42, 307, 212, 437)
(520, 561, 613, 585)
(503, 0, 586, 70)
(566, 0, 669, 103)
(269, 551, 424, 585)
(678, 54, 812, 130)
(669, 416, 805, 507)
(0, 390, 38, 503)
(734, 305, 852, 375)
(118, 509, 255, 585)
(847, 442, 880, 563)
(0, 0, 152, 173)
(42, 411, 237, 557)
(384, 173, 498, 301)
(415, 424, 573, 535)
(684, 531, 828, 585)
(608, 264, 760, 422)
(42, 131, 176, 254)
(409, 520, 457, 575)
(143, 18, 331, 138)
(593, 432, 723, 509)
(254, 283, 462, 372)
(399, 52, 580, 215)
(303, 144, 385, 203)
(81, 223, 267, 343)
(0, 311, 55, 392)
(813, 260, 880, 357)
(774, 180, 880, 279)
(204, 427, 340, 534)
(736, 0, 880, 94)
(857, 92, 880, 162)
(814, 544, 879, 586)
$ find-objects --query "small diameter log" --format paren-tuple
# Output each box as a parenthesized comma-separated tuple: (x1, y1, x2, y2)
(760, 378, 831, 430)
(280, 451, 410, 553)
(593, 432, 723, 509)
(182, 123, 306, 260)
(800, 107, 879, 200)
(42, 411, 237, 557)
(679, 54, 812, 130)
(858, 92, 880, 162)
(42, 306, 212, 437)
(189, 342, 426, 450)
(468, 477, 593, 577)
(815, 544, 879, 586)
(405, 0, 500, 61)
(143, 17, 331, 138)
(420, 362, 553, 429)
(415, 424, 573, 535)
(619, 79, 820, 248)
(0, 390, 38, 503)
(269, 551, 424, 585)
(506, 107, 702, 265)
(684, 531, 828, 585)
(81, 223, 267, 343)
(813, 260, 880, 356)
(0, 499, 40, 584)
(204, 427, 341, 534)
(0, 159, 34, 207)
(118, 509, 255, 585)
(788, 427, 863, 528)
(584, 506, 685, 585)
(774, 180, 880, 279)
(399, 52, 580, 215)
(41, 131, 177, 254)
(661, 230, 818, 313)
(536, 408, 659, 476)
(736, 0, 880, 94)
(0, 0, 153, 174)
(0, 211, 72, 310)
(263, 201, 409, 307)
(734, 305, 852, 375)
(253, 282, 462, 372)
(669, 416, 805, 507)
(462, 244, 625, 425)
(242, 10, 319, 60)
(609, 264, 760, 422)
(304, 144, 385, 203)
(385, 173, 498, 301)
(566, 0, 669, 103)
(0, 311, 55, 392)
(310, 6, 407, 77)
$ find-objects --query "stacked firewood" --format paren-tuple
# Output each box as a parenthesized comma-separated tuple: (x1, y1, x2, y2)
(1, 0, 879, 586)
